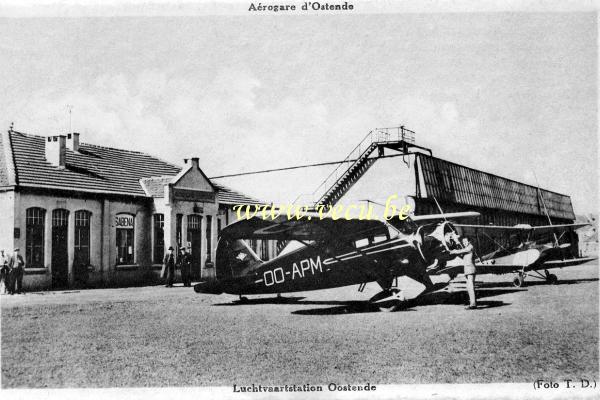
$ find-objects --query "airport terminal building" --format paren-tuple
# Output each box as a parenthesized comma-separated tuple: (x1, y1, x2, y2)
(0, 129, 272, 290)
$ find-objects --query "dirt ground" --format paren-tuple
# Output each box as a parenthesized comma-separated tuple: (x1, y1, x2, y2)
(1, 262, 598, 388)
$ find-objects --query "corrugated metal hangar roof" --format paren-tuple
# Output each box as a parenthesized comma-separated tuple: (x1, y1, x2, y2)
(417, 154, 575, 220)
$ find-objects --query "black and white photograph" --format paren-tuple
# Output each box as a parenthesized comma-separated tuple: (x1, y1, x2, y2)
(0, 1, 598, 399)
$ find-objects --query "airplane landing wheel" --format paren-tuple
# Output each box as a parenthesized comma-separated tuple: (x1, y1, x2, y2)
(513, 276, 525, 287)
(370, 289, 406, 312)
(378, 301, 403, 313)
(547, 274, 558, 285)
(238, 296, 249, 303)
(274, 294, 286, 303)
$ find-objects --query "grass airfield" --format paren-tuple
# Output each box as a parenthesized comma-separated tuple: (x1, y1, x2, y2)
(1, 262, 598, 388)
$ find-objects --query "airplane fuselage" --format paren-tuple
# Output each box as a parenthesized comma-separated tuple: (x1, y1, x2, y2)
(201, 236, 423, 295)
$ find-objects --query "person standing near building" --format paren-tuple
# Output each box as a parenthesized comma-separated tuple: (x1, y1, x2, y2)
(0, 250, 9, 294)
(179, 247, 192, 287)
(9, 248, 25, 295)
(451, 236, 477, 309)
(163, 246, 176, 288)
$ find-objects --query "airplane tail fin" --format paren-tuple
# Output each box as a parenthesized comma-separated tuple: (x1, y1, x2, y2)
(215, 238, 264, 280)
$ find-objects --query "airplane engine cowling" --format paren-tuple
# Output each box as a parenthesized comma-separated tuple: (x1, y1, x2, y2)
(417, 222, 460, 266)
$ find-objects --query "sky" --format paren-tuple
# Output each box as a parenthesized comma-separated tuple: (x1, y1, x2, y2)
(0, 8, 597, 213)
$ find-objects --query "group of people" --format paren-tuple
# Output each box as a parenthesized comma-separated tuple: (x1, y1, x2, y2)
(162, 246, 193, 287)
(1, 248, 25, 295)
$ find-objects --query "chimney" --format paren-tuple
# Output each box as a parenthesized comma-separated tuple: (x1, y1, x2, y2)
(190, 157, 199, 169)
(67, 132, 80, 152)
(45, 135, 66, 168)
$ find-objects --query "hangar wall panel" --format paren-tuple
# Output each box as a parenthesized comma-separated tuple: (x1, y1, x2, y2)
(416, 155, 575, 220)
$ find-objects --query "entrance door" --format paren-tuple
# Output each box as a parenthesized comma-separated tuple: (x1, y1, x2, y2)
(51, 209, 69, 288)
(187, 215, 202, 280)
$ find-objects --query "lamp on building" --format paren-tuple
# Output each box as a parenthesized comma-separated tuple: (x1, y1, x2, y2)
(193, 203, 203, 213)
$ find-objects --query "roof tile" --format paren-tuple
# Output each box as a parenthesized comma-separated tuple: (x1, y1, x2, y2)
(7, 131, 262, 205)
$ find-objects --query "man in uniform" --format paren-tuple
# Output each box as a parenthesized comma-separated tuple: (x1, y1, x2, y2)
(163, 246, 176, 287)
(179, 247, 192, 287)
(9, 248, 25, 294)
(451, 236, 477, 309)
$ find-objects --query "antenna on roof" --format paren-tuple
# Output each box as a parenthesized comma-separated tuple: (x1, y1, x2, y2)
(66, 104, 73, 134)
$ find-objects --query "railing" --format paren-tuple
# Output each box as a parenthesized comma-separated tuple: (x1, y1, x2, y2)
(292, 126, 415, 206)
(373, 125, 415, 144)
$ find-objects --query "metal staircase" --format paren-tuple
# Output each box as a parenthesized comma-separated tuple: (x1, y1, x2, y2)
(276, 126, 426, 254)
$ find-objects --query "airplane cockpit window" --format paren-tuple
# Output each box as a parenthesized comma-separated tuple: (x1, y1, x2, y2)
(388, 218, 418, 235)
(354, 238, 369, 248)
(372, 234, 388, 243)
(509, 233, 522, 248)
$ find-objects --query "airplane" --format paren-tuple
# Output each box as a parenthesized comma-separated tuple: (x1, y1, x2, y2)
(429, 222, 595, 287)
(194, 211, 480, 311)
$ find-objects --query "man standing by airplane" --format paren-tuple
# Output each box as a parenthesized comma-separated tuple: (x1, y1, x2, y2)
(451, 237, 477, 309)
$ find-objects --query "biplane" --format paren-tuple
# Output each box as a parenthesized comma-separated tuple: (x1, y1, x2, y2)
(194, 211, 480, 311)
(431, 222, 594, 287)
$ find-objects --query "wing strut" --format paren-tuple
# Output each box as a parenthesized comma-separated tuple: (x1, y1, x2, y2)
(533, 171, 559, 247)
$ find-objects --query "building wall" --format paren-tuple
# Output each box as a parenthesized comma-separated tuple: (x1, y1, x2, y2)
(151, 196, 219, 280)
(0, 190, 15, 253)
(14, 191, 153, 290)
(9, 187, 274, 291)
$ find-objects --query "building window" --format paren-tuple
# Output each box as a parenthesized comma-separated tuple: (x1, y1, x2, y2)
(115, 213, 134, 265)
(188, 215, 201, 230)
(206, 216, 212, 262)
(176, 214, 183, 248)
(74, 210, 91, 267)
(248, 239, 258, 254)
(153, 214, 164, 264)
(261, 240, 269, 261)
(25, 207, 45, 268)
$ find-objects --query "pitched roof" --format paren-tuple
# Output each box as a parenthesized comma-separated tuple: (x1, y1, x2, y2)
(0, 130, 16, 186)
(2, 130, 262, 205)
(139, 176, 262, 205)
(212, 182, 264, 205)
(140, 176, 172, 197)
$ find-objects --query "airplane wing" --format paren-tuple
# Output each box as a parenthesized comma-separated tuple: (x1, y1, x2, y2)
(429, 256, 597, 276)
(455, 222, 589, 232)
(411, 211, 480, 223)
(221, 210, 481, 241)
(538, 257, 597, 268)
(219, 214, 390, 242)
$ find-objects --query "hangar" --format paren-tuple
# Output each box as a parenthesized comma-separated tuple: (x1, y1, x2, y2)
(290, 126, 579, 257)
(0, 129, 274, 290)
